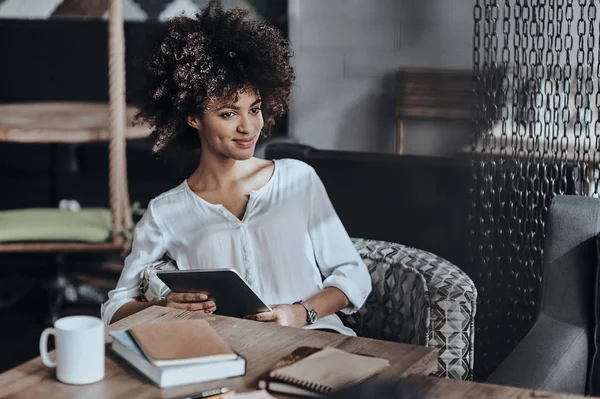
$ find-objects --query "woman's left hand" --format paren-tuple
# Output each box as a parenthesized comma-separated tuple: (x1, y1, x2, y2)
(245, 304, 307, 328)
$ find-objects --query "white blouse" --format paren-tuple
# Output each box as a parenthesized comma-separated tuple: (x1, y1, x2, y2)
(101, 159, 372, 335)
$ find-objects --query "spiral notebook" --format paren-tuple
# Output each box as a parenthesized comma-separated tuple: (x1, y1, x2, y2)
(258, 346, 390, 397)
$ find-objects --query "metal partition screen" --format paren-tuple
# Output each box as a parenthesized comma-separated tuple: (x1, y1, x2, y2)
(471, 0, 600, 378)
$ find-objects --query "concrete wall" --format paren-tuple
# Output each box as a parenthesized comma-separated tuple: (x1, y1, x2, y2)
(288, 0, 474, 155)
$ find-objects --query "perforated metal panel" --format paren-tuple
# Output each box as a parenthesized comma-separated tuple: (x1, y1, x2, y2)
(471, 0, 599, 379)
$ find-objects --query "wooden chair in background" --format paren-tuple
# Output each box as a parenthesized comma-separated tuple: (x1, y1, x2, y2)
(395, 68, 477, 155)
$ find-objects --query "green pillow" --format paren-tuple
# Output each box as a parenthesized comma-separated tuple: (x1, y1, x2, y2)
(0, 208, 112, 243)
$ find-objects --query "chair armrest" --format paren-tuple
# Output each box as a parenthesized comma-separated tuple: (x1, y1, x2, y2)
(486, 313, 588, 395)
(344, 238, 477, 381)
(139, 256, 178, 302)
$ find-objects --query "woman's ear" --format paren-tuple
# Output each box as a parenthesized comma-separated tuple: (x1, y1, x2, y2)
(187, 115, 202, 131)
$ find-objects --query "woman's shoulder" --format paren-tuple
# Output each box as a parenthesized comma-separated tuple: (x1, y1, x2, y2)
(274, 158, 316, 179)
(272, 158, 322, 196)
(146, 181, 191, 215)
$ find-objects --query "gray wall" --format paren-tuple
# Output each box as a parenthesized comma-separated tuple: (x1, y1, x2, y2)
(288, 0, 474, 155)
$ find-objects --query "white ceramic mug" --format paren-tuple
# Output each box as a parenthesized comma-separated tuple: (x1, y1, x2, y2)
(39, 315, 105, 385)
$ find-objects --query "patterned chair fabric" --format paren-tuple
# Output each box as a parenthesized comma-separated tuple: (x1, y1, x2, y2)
(343, 238, 477, 381)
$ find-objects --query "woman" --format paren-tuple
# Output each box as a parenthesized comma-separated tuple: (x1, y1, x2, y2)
(101, 0, 371, 335)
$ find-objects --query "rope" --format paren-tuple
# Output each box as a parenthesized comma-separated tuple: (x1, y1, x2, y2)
(108, 0, 126, 245)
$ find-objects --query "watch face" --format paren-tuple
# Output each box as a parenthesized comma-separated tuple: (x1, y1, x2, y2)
(308, 309, 318, 324)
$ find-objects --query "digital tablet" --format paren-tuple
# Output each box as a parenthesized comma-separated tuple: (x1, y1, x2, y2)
(156, 269, 272, 318)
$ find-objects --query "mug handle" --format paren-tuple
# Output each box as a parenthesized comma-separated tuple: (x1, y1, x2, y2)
(39, 327, 57, 368)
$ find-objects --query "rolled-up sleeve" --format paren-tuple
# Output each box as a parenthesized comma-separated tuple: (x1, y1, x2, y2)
(100, 201, 167, 325)
(307, 168, 372, 314)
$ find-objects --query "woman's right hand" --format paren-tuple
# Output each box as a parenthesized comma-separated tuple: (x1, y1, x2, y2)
(164, 292, 217, 313)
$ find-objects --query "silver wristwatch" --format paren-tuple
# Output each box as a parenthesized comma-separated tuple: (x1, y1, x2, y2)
(294, 300, 318, 324)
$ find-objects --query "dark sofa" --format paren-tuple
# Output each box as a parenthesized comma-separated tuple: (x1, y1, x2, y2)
(486, 195, 599, 395)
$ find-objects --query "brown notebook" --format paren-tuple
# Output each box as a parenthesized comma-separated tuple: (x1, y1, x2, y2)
(258, 346, 390, 397)
(128, 319, 237, 367)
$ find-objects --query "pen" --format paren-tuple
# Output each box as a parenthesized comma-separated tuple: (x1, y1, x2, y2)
(181, 387, 233, 399)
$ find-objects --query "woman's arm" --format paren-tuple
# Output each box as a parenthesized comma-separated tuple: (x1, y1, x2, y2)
(246, 165, 372, 327)
(305, 167, 372, 314)
(303, 286, 349, 318)
(246, 286, 350, 327)
(109, 291, 218, 324)
(102, 202, 167, 326)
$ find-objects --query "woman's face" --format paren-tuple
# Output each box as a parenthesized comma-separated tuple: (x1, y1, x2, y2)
(188, 89, 264, 161)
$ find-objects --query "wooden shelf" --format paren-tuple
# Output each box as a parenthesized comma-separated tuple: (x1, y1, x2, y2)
(0, 241, 123, 253)
(0, 102, 150, 143)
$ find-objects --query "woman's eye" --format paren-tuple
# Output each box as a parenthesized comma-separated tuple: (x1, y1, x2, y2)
(250, 108, 262, 114)
(220, 112, 235, 118)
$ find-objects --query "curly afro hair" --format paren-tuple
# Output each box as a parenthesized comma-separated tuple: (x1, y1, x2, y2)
(135, 0, 295, 154)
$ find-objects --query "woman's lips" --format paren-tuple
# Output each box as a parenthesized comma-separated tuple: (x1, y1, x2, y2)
(233, 136, 256, 148)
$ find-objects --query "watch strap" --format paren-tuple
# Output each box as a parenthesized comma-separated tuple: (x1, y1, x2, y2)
(293, 300, 318, 324)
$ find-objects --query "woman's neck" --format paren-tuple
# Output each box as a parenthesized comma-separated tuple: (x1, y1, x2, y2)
(189, 152, 255, 191)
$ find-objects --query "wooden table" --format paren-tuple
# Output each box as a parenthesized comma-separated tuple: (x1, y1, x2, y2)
(0, 306, 438, 398)
(405, 375, 592, 399)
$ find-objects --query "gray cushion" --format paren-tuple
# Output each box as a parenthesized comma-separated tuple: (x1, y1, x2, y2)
(487, 313, 588, 393)
(587, 233, 600, 395)
(0, 208, 112, 243)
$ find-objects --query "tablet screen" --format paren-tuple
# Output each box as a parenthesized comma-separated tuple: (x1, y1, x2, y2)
(157, 269, 272, 318)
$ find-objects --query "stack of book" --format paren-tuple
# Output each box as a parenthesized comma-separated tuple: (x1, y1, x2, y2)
(109, 319, 246, 388)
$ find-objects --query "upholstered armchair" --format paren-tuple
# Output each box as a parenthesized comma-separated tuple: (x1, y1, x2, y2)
(344, 238, 477, 381)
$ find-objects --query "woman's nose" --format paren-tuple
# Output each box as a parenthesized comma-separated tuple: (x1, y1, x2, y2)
(237, 115, 253, 134)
